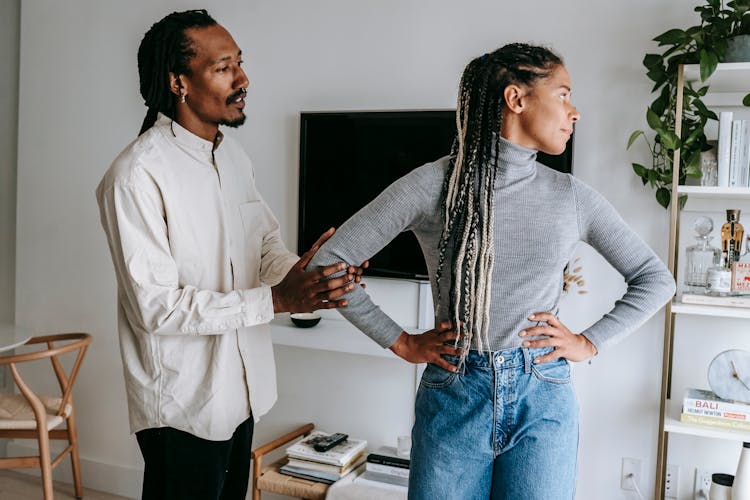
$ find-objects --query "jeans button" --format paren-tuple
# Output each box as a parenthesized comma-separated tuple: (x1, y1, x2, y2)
(495, 355, 504, 365)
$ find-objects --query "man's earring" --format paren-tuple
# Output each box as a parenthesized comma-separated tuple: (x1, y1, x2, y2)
(180, 92, 186, 103)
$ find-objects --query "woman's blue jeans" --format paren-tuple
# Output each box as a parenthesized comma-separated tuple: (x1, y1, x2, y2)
(408, 347, 579, 500)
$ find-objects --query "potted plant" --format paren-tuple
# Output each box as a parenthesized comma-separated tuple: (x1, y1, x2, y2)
(627, 0, 750, 209)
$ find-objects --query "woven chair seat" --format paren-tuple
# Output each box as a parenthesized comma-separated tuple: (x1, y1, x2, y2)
(0, 393, 72, 430)
(256, 459, 329, 500)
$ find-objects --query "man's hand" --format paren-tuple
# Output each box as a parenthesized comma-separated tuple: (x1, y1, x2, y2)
(519, 312, 597, 363)
(389, 321, 461, 372)
(351, 260, 369, 289)
(272, 228, 360, 313)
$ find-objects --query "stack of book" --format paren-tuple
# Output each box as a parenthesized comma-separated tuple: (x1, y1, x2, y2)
(681, 387, 750, 431)
(717, 111, 750, 188)
(354, 446, 410, 490)
(681, 293, 750, 308)
(279, 431, 367, 484)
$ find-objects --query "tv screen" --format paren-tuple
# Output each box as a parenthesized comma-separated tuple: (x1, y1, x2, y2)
(298, 110, 574, 280)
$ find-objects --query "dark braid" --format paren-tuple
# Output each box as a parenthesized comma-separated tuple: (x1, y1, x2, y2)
(435, 43, 563, 352)
(137, 9, 217, 135)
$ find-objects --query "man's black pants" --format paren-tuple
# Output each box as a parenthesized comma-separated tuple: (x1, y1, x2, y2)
(136, 415, 254, 500)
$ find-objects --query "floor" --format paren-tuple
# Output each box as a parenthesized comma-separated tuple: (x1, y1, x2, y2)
(0, 470, 132, 499)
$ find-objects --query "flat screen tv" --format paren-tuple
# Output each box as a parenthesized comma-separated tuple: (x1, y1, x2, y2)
(298, 110, 574, 280)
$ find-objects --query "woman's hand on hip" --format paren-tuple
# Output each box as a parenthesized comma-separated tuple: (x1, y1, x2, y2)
(389, 321, 461, 372)
(519, 311, 597, 363)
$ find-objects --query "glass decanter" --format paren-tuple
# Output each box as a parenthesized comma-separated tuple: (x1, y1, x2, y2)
(685, 216, 721, 293)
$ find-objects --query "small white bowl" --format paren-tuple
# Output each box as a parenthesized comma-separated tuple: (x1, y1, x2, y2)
(290, 313, 322, 328)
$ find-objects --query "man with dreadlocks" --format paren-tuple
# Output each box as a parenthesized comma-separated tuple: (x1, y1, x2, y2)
(309, 43, 675, 499)
(96, 10, 364, 500)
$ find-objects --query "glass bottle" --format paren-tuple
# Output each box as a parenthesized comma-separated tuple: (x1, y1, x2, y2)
(685, 216, 721, 293)
(707, 261, 732, 296)
(721, 209, 745, 268)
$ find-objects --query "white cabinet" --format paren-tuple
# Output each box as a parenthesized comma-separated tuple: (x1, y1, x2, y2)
(656, 62, 750, 498)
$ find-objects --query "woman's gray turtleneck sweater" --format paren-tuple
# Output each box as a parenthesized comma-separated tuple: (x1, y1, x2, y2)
(308, 137, 675, 353)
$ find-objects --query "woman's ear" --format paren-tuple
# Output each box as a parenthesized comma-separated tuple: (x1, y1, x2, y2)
(503, 84, 526, 114)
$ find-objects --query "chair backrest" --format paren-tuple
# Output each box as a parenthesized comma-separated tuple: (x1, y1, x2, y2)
(0, 333, 92, 417)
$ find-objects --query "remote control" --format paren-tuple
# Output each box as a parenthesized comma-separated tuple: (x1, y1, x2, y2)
(312, 432, 348, 452)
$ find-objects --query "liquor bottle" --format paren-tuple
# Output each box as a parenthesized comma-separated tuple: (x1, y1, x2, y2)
(685, 216, 721, 292)
(721, 209, 744, 268)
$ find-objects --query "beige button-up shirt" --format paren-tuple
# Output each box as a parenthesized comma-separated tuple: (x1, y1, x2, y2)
(96, 114, 297, 440)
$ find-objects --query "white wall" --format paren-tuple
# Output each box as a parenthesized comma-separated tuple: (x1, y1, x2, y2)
(13, 1, 738, 499)
(0, 0, 19, 325)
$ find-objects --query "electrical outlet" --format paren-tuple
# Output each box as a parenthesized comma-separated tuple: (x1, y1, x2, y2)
(694, 468, 712, 499)
(621, 457, 642, 491)
(665, 463, 680, 497)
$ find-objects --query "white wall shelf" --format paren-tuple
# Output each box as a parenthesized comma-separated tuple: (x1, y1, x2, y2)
(671, 300, 750, 319)
(665, 400, 750, 442)
(679, 186, 750, 200)
(683, 62, 750, 94)
(270, 314, 398, 359)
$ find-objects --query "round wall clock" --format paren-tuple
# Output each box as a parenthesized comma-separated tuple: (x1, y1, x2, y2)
(708, 349, 750, 404)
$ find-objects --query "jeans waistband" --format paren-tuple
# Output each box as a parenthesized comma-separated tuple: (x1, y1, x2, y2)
(451, 346, 555, 374)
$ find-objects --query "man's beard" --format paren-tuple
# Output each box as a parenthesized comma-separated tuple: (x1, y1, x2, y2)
(221, 90, 247, 128)
(220, 114, 246, 128)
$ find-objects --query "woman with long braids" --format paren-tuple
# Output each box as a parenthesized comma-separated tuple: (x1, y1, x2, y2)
(309, 43, 674, 499)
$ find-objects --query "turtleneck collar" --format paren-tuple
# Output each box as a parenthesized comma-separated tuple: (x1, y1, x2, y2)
(494, 135, 538, 182)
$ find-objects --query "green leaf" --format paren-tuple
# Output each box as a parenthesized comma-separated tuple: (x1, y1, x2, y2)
(683, 126, 703, 147)
(659, 130, 681, 150)
(643, 54, 663, 69)
(646, 108, 664, 131)
(654, 29, 688, 45)
(627, 131, 645, 149)
(692, 99, 712, 117)
(678, 194, 688, 210)
(651, 93, 669, 116)
(656, 187, 671, 208)
(744, 92, 750, 107)
(699, 49, 719, 81)
(632, 163, 648, 177)
(646, 66, 667, 84)
(685, 152, 702, 177)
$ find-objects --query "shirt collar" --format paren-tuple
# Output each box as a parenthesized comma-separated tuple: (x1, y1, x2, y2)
(155, 113, 224, 153)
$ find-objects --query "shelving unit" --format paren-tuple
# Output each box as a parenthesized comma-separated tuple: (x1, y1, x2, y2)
(655, 62, 750, 499)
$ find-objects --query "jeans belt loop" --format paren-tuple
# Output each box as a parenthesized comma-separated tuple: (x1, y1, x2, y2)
(523, 347, 533, 374)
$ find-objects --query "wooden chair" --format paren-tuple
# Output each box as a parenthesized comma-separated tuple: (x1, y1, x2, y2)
(0, 333, 92, 499)
(251, 422, 331, 500)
